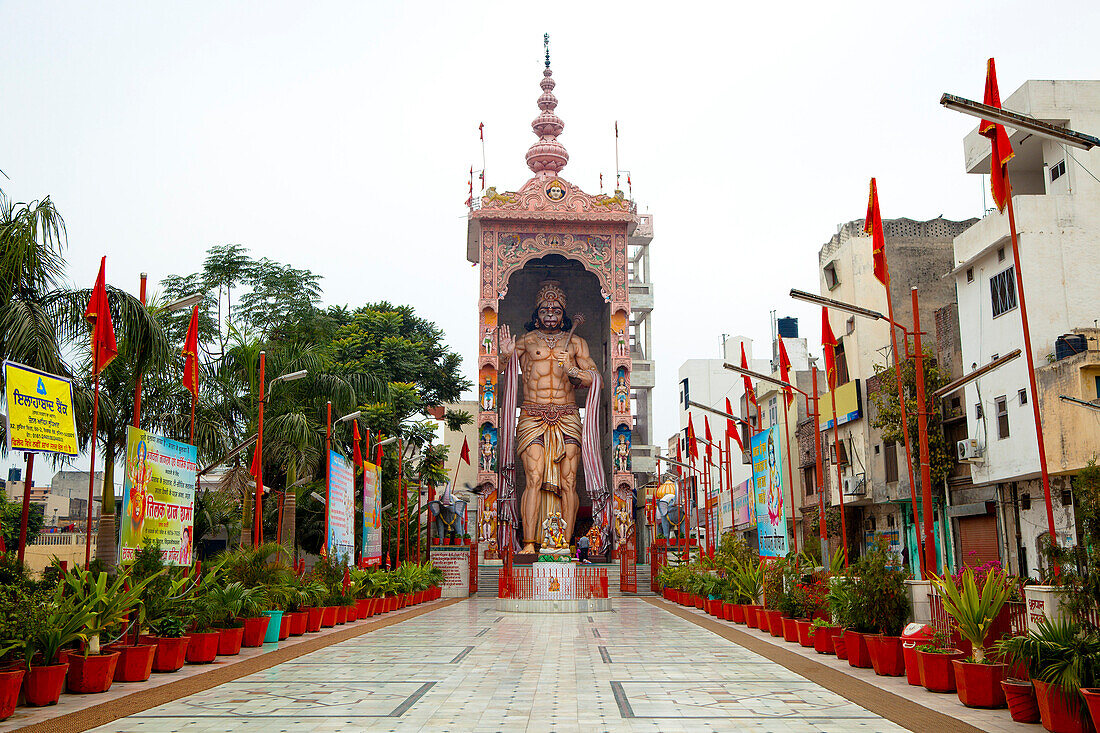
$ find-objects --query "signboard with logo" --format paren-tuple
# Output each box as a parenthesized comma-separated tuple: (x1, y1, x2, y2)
(360, 459, 381, 566)
(733, 478, 756, 529)
(752, 426, 788, 557)
(818, 380, 863, 430)
(119, 427, 197, 565)
(3, 361, 78, 456)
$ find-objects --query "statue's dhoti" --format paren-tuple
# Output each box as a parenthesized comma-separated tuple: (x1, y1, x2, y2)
(517, 403, 582, 547)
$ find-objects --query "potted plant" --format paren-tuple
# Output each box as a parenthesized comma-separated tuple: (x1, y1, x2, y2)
(0, 568, 44, 718)
(810, 618, 837, 654)
(1001, 677, 1041, 724)
(139, 558, 203, 674)
(463, 532, 472, 546)
(761, 558, 787, 637)
(916, 628, 966, 693)
(63, 566, 161, 692)
(24, 582, 94, 706)
(853, 541, 909, 677)
(930, 566, 1016, 708)
(208, 582, 268, 655)
(997, 617, 1099, 733)
(826, 575, 863, 664)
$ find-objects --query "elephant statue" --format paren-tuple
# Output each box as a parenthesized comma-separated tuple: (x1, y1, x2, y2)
(428, 499, 469, 543)
(657, 499, 684, 541)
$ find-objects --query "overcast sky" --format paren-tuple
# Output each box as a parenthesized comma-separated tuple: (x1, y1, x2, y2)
(3, 1, 1100, 480)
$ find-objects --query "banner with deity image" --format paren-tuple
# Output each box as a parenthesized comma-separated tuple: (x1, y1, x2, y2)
(328, 451, 355, 560)
(751, 426, 788, 557)
(361, 459, 382, 566)
(119, 426, 197, 565)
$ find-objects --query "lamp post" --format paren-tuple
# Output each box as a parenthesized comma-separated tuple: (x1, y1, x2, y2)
(938, 93, 1093, 552)
(253, 366, 307, 545)
(791, 288, 929, 576)
(373, 435, 397, 561)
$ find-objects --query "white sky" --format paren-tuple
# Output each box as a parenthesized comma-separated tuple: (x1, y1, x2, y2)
(3, 1, 1100, 480)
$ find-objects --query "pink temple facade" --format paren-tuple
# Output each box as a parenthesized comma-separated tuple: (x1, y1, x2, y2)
(467, 56, 642, 559)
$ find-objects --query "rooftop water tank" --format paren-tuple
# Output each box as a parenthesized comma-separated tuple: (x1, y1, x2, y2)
(777, 317, 798, 339)
(1055, 334, 1087, 361)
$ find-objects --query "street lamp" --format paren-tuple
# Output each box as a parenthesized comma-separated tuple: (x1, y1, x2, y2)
(938, 94, 1099, 150)
(933, 350, 1021, 399)
(161, 293, 204, 312)
(253, 363, 310, 545)
(1059, 395, 1100, 413)
(198, 434, 258, 477)
(266, 369, 307, 400)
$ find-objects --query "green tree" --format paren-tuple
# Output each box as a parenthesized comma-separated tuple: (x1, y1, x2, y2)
(868, 349, 952, 488)
(0, 490, 45, 548)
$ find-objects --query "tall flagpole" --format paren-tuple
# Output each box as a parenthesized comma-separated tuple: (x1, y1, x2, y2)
(811, 366, 828, 561)
(85, 354, 100, 569)
(781, 391, 798, 554)
(253, 352, 265, 546)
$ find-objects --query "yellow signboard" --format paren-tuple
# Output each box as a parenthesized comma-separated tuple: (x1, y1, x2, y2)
(4, 361, 78, 456)
(818, 379, 863, 431)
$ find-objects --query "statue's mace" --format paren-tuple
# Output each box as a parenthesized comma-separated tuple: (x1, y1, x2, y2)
(558, 313, 585, 368)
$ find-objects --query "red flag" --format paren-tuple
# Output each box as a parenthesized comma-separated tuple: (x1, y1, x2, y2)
(675, 441, 683, 477)
(479, 122, 484, 140)
(460, 436, 471, 465)
(182, 303, 200, 398)
(703, 416, 713, 462)
(84, 256, 118, 374)
(739, 343, 757, 412)
(778, 337, 793, 406)
(686, 414, 698, 461)
(352, 421, 363, 471)
(821, 307, 839, 388)
(375, 437, 383, 467)
(981, 58, 1015, 212)
(864, 177, 888, 285)
(249, 440, 262, 488)
(725, 397, 744, 453)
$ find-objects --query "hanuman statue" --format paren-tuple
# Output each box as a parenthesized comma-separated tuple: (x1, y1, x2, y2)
(498, 280, 604, 555)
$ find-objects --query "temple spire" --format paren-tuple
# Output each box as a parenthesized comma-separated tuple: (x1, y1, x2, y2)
(526, 33, 569, 176)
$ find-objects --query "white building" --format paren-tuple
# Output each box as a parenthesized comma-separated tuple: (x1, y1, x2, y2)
(950, 80, 1100, 577)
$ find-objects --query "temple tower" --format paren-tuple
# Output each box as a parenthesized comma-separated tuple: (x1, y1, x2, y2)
(468, 43, 652, 560)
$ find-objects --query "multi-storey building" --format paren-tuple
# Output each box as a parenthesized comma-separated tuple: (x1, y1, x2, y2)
(950, 80, 1100, 578)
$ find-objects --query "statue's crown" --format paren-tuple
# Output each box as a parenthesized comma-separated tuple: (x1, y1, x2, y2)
(536, 280, 566, 309)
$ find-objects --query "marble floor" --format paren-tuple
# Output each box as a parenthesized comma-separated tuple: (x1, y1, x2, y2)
(93, 599, 906, 732)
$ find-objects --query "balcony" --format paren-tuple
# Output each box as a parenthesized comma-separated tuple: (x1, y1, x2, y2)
(630, 360, 655, 388)
(629, 215, 654, 245)
(629, 283, 654, 311)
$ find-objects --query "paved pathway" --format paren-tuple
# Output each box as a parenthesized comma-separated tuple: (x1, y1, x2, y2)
(95, 599, 906, 732)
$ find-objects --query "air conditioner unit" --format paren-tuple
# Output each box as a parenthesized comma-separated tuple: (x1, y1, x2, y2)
(842, 476, 865, 495)
(957, 438, 983, 462)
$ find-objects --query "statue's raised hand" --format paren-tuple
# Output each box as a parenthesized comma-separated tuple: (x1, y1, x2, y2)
(499, 324, 515, 358)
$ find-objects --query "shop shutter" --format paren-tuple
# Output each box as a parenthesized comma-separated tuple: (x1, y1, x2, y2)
(958, 514, 999, 567)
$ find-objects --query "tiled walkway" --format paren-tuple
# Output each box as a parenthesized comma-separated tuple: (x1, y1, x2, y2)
(95, 599, 906, 732)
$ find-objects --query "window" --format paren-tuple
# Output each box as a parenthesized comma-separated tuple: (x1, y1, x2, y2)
(831, 439, 849, 466)
(1021, 493, 1031, 511)
(991, 267, 1018, 318)
(966, 267, 974, 283)
(834, 341, 850, 385)
(680, 378, 689, 409)
(846, 316, 855, 335)
(1019, 388, 1028, 405)
(823, 262, 840, 290)
(998, 246, 1006, 263)
(976, 402, 984, 420)
(1095, 375, 1100, 400)
(1061, 488, 1073, 507)
(1050, 159, 1066, 182)
(951, 396, 961, 410)
(884, 441, 899, 483)
(769, 398, 778, 427)
(804, 466, 815, 496)
(996, 396, 1010, 439)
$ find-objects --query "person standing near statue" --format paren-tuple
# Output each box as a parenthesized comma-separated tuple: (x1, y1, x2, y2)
(498, 280, 602, 555)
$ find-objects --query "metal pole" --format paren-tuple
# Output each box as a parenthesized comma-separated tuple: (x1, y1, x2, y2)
(828, 381, 848, 567)
(324, 400, 331, 554)
(253, 352, 265, 546)
(85, 363, 100, 569)
(781, 392, 798, 554)
(912, 288, 937, 576)
(1003, 172, 1058, 547)
(812, 366, 827, 561)
(17, 452, 34, 563)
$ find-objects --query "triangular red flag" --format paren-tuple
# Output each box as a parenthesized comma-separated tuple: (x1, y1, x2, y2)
(352, 421, 363, 470)
(686, 414, 699, 461)
(84, 256, 118, 374)
(725, 397, 744, 453)
(864, 178, 888, 286)
(249, 440, 262, 487)
(778, 337, 793, 407)
(703, 416, 713, 462)
(375, 437, 383, 468)
(675, 441, 683, 477)
(460, 436, 471, 466)
(739, 343, 757, 411)
(182, 303, 200, 398)
(980, 58, 1015, 213)
(821, 307, 839, 388)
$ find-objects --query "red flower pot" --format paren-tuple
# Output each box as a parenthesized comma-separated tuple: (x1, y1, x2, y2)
(185, 631, 221, 664)
(66, 651, 120, 693)
(833, 631, 849, 660)
(344, 604, 357, 622)
(766, 610, 784, 638)
(218, 626, 244, 656)
(278, 613, 290, 640)
(813, 625, 837, 654)
(845, 631, 873, 669)
(868, 636, 905, 677)
(795, 620, 815, 648)
(916, 649, 966, 692)
(781, 617, 799, 643)
(150, 636, 190, 672)
(24, 663, 68, 706)
(289, 611, 308, 635)
(320, 606, 337, 627)
(1079, 688, 1100, 731)
(356, 598, 372, 618)
(694, 595, 704, 610)
(703, 598, 716, 616)
(1002, 679, 1040, 723)
(1033, 679, 1087, 733)
(952, 660, 1006, 709)
(111, 644, 155, 682)
(0, 669, 23, 720)
(242, 616, 270, 647)
(730, 604, 746, 624)
(721, 601, 734, 621)
(334, 606, 346, 625)
(903, 641, 930, 685)
(745, 605, 762, 629)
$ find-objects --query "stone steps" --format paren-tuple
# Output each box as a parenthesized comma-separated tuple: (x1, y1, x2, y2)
(474, 564, 656, 597)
